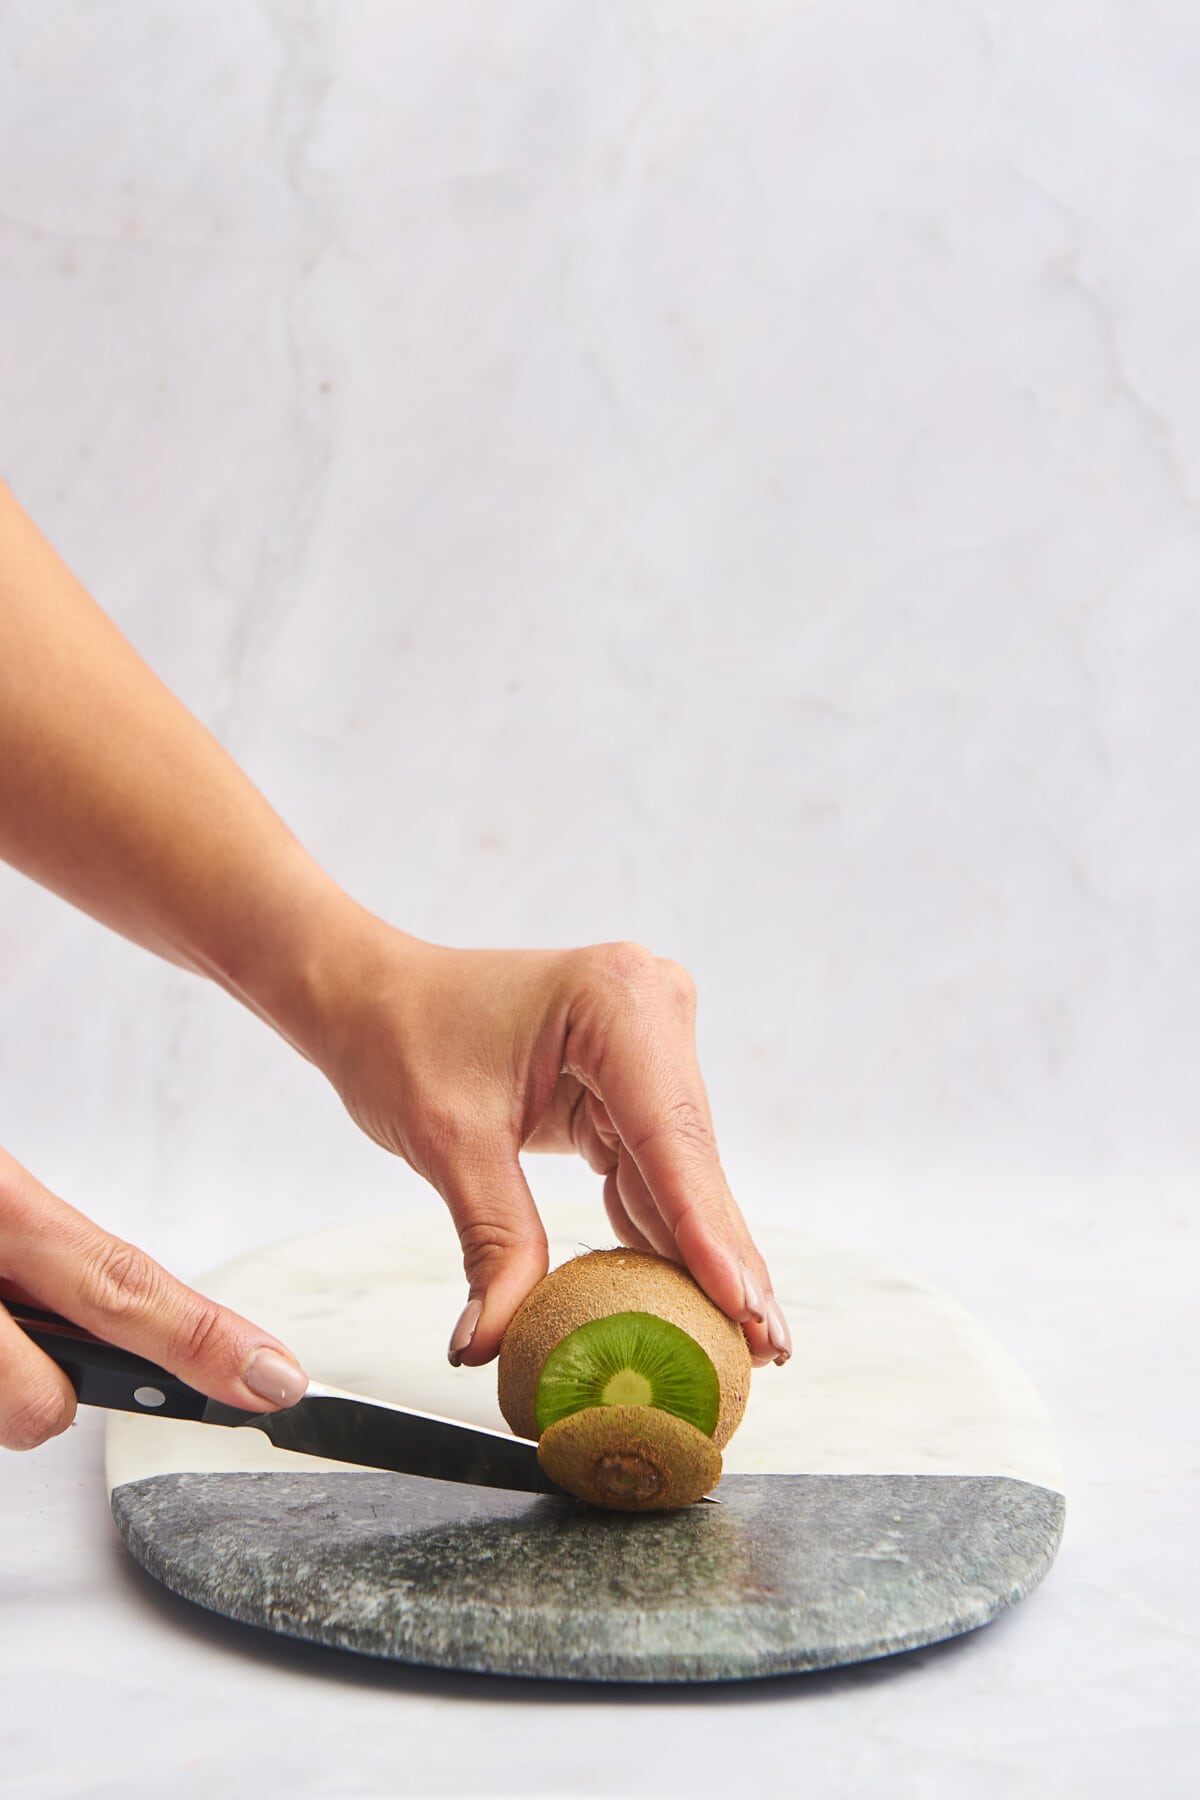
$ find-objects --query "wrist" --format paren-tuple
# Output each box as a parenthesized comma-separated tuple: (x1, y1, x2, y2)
(206, 855, 416, 1069)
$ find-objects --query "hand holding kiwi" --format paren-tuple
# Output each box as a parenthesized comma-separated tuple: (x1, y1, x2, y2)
(312, 932, 790, 1373)
(498, 1248, 753, 1510)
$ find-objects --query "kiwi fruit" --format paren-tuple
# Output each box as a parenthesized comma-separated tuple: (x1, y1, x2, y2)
(537, 1404, 723, 1512)
(497, 1248, 752, 1511)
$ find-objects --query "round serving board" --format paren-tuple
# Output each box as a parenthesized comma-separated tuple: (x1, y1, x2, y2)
(107, 1209, 1065, 1682)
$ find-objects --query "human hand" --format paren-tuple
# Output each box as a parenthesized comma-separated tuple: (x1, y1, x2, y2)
(300, 922, 792, 1372)
(0, 1147, 308, 1451)
(0, 490, 788, 1384)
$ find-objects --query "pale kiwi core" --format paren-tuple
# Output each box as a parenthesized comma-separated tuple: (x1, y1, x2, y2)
(603, 1369, 652, 1407)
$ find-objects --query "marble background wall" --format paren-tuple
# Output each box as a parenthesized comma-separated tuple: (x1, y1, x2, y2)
(3, 5, 1198, 1792)
(1, 2, 1196, 1342)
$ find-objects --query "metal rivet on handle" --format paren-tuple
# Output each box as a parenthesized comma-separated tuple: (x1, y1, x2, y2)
(133, 1386, 166, 1409)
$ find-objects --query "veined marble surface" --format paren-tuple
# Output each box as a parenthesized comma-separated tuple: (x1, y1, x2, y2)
(104, 1211, 1066, 1491)
(1, 1, 1197, 1796)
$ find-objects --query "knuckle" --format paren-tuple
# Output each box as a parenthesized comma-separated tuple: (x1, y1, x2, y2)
(659, 958, 697, 1010)
(592, 939, 658, 992)
(169, 1300, 230, 1371)
(5, 1382, 74, 1451)
(79, 1236, 160, 1326)
(669, 1094, 713, 1146)
(457, 1217, 547, 1284)
(632, 1094, 715, 1159)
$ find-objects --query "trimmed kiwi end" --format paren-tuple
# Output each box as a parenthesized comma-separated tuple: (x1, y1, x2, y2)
(537, 1405, 723, 1512)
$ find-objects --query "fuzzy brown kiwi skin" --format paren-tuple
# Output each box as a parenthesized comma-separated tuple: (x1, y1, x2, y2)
(497, 1248, 752, 1449)
(537, 1405, 723, 1512)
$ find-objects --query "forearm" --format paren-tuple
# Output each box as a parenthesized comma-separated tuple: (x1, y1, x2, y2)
(0, 484, 369, 1054)
(0, 486, 786, 1370)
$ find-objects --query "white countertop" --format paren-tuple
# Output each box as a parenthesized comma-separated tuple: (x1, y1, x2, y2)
(6, 1201, 1195, 1798)
(1, 1, 1198, 1793)
(4, 1221, 1195, 1800)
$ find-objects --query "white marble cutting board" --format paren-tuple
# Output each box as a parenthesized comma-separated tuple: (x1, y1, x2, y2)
(106, 1209, 1065, 1493)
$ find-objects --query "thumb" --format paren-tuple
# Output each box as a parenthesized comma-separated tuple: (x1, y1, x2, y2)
(434, 1141, 549, 1368)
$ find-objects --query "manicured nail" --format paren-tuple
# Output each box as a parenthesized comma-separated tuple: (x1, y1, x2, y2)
(765, 1297, 792, 1364)
(738, 1259, 767, 1325)
(244, 1348, 309, 1408)
(447, 1297, 484, 1367)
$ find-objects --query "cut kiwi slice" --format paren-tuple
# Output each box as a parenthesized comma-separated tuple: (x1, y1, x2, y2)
(538, 1404, 723, 1511)
(533, 1310, 720, 1437)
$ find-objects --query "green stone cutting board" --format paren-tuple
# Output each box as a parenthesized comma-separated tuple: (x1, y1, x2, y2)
(106, 1210, 1065, 1682)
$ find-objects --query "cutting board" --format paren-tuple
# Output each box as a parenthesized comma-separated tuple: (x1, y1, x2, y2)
(106, 1209, 1065, 1682)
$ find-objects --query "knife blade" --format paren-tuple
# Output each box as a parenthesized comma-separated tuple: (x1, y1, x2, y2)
(202, 1383, 565, 1493)
(11, 1302, 565, 1497)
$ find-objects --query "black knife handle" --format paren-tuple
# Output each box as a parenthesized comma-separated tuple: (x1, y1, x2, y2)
(7, 1303, 209, 1421)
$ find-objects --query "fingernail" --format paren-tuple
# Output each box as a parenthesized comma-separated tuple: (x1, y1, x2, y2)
(447, 1297, 484, 1367)
(765, 1297, 792, 1364)
(244, 1348, 309, 1408)
(738, 1259, 767, 1325)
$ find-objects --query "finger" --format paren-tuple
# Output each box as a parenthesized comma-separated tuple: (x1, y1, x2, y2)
(529, 1083, 741, 1319)
(564, 948, 788, 1363)
(600, 1168, 775, 1366)
(432, 1137, 550, 1367)
(567, 1090, 620, 1180)
(522, 1074, 592, 1158)
(601, 1155, 779, 1363)
(671, 1192, 781, 1367)
(0, 1162, 309, 1411)
(607, 1147, 770, 1371)
(583, 1101, 701, 1285)
(0, 1302, 77, 1450)
(570, 1097, 713, 1296)
(609, 1149, 678, 1262)
(0, 1277, 44, 1309)
(601, 1172, 660, 1258)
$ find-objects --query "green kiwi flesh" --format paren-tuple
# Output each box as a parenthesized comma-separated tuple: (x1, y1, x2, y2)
(537, 1404, 723, 1511)
(533, 1310, 720, 1437)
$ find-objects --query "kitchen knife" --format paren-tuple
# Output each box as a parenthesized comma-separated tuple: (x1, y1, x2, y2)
(11, 1301, 566, 1496)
